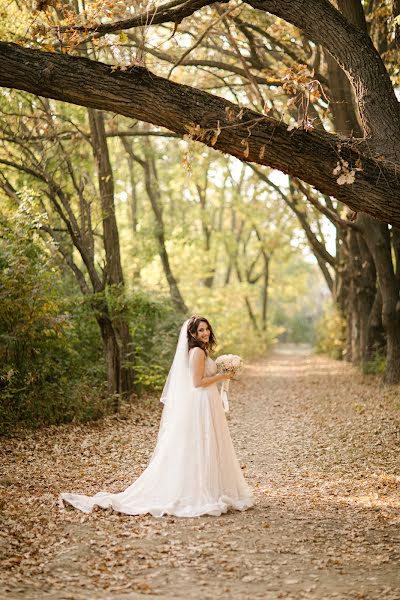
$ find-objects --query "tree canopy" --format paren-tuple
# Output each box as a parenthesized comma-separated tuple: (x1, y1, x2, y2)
(0, 0, 399, 224)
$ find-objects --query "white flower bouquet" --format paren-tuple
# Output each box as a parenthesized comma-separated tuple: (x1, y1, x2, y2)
(215, 354, 243, 412)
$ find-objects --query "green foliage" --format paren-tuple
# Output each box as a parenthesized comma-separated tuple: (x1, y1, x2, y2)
(314, 300, 346, 359)
(186, 282, 276, 359)
(269, 253, 327, 345)
(278, 311, 315, 344)
(0, 203, 108, 435)
(0, 93, 335, 430)
(0, 198, 184, 432)
(127, 292, 183, 391)
(363, 351, 386, 375)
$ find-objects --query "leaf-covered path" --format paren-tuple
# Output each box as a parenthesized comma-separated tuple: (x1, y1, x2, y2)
(1, 348, 399, 600)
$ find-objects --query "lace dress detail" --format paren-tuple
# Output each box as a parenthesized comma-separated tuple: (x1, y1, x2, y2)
(59, 348, 255, 518)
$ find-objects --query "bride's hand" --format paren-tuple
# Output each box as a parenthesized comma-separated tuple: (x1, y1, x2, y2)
(220, 373, 233, 381)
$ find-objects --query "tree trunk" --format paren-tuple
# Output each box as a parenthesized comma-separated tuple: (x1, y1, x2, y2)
(126, 150, 141, 281)
(88, 108, 135, 396)
(325, 52, 362, 135)
(355, 232, 377, 367)
(333, 228, 348, 314)
(347, 229, 361, 363)
(88, 109, 124, 285)
(96, 313, 121, 411)
(196, 181, 215, 288)
(246, 0, 400, 157)
(358, 215, 400, 383)
(324, 1, 384, 371)
(128, 152, 139, 234)
(144, 154, 188, 314)
(261, 254, 269, 331)
(364, 287, 385, 366)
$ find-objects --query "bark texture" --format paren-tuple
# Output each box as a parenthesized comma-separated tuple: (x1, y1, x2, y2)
(88, 109, 135, 398)
(246, 0, 400, 157)
(358, 215, 400, 383)
(0, 43, 399, 226)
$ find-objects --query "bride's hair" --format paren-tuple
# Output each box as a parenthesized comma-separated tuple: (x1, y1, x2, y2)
(187, 315, 217, 354)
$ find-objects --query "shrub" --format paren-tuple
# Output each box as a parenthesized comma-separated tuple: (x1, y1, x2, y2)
(0, 204, 108, 434)
(314, 300, 346, 359)
(127, 292, 183, 392)
(363, 351, 386, 375)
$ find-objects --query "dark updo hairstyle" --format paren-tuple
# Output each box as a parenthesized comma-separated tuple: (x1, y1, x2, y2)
(187, 315, 217, 355)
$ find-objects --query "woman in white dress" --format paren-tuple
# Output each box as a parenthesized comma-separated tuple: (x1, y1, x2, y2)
(60, 316, 255, 518)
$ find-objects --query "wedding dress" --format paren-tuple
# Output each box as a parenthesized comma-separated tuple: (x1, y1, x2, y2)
(59, 319, 254, 518)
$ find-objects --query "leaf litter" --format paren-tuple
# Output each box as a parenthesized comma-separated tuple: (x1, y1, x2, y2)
(1, 347, 399, 600)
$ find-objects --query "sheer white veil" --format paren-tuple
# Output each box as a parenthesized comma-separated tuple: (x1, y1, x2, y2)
(154, 318, 196, 446)
(160, 318, 191, 406)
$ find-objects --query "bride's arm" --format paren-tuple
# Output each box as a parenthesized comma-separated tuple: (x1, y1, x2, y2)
(191, 348, 231, 388)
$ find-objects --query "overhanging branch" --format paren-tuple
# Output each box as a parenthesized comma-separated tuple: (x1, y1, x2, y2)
(244, 0, 400, 154)
(0, 42, 399, 226)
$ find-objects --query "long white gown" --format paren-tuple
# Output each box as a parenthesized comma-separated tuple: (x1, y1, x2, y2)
(60, 348, 254, 518)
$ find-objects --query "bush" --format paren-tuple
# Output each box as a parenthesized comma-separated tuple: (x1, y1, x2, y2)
(363, 350, 386, 375)
(314, 300, 346, 359)
(0, 205, 109, 434)
(127, 292, 183, 392)
(0, 200, 186, 433)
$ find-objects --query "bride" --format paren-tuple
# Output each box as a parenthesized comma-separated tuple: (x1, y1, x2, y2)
(60, 315, 255, 518)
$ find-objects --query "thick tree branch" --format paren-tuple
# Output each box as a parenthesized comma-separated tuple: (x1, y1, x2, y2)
(0, 42, 400, 226)
(244, 0, 400, 156)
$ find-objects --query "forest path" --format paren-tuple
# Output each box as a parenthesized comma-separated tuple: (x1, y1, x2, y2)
(1, 349, 399, 600)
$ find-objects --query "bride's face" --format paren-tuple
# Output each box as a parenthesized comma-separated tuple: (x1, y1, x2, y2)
(196, 321, 210, 344)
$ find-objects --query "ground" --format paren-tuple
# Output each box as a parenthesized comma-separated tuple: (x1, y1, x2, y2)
(1, 347, 399, 600)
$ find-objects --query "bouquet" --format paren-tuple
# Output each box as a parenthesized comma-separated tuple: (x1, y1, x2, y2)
(215, 354, 243, 412)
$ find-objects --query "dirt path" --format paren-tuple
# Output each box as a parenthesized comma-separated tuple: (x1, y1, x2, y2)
(1, 350, 399, 600)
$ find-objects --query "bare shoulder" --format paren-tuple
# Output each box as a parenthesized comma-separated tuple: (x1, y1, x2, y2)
(189, 347, 206, 361)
